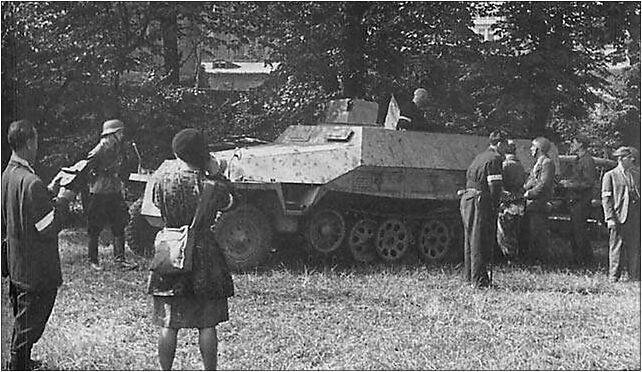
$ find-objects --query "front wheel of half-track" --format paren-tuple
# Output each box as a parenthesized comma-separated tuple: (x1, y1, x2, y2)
(214, 204, 273, 271)
(125, 198, 159, 258)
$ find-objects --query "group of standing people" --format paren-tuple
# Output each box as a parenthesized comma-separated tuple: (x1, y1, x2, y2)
(461, 130, 640, 288)
(2, 119, 234, 370)
(1, 113, 639, 369)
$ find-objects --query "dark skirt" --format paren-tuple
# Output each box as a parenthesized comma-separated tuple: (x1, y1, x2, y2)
(152, 295, 229, 329)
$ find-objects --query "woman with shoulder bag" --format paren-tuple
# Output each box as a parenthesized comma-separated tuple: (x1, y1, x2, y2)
(147, 128, 234, 370)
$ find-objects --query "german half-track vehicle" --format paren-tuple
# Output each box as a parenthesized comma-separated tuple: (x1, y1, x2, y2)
(126, 99, 540, 270)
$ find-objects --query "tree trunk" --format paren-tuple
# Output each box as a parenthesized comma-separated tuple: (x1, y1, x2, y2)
(159, 2, 179, 85)
(341, 2, 370, 98)
(530, 95, 551, 137)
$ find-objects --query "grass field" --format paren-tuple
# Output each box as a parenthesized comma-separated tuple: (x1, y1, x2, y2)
(1, 228, 640, 370)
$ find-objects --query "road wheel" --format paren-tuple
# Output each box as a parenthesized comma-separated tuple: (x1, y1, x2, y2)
(375, 218, 411, 262)
(215, 204, 272, 271)
(417, 219, 451, 262)
(306, 209, 346, 254)
(125, 198, 159, 258)
(347, 218, 378, 263)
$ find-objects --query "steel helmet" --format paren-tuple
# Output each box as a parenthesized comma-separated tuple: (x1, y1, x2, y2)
(532, 136, 551, 155)
(101, 119, 124, 137)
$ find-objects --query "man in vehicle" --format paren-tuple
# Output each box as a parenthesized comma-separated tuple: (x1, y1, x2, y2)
(396, 88, 430, 131)
(85, 119, 137, 270)
(561, 133, 597, 264)
(2, 119, 76, 370)
(523, 137, 556, 261)
(460, 131, 507, 288)
(602, 146, 640, 282)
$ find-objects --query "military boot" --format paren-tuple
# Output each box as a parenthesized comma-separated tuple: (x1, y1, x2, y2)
(113, 236, 138, 270)
(88, 235, 102, 270)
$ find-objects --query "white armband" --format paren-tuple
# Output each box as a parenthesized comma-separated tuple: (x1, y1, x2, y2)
(35, 210, 55, 232)
(398, 115, 411, 122)
(602, 191, 612, 197)
(487, 174, 503, 183)
(221, 193, 234, 212)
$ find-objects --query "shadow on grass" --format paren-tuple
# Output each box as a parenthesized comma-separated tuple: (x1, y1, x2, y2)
(248, 232, 611, 274)
(58, 224, 615, 294)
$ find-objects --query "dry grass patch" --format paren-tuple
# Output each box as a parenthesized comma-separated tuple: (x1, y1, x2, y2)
(1, 228, 640, 370)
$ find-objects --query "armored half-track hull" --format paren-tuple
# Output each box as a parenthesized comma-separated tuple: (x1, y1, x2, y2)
(200, 124, 542, 268)
(127, 99, 557, 270)
(214, 125, 537, 206)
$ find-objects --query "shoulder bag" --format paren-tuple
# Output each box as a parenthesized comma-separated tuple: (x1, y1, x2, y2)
(150, 174, 206, 274)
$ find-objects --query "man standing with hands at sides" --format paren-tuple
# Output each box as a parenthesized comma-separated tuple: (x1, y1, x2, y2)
(561, 133, 597, 264)
(85, 119, 137, 270)
(460, 131, 506, 288)
(602, 146, 640, 282)
(2, 119, 77, 370)
(523, 137, 556, 261)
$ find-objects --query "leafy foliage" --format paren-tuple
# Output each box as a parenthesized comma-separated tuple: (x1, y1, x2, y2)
(485, 2, 640, 140)
(2, 2, 639, 176)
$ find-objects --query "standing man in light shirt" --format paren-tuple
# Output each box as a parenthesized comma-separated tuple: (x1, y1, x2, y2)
(601, 146, 640, 282)
(1, 119, 76, 370)
(523, 137, 556, 261)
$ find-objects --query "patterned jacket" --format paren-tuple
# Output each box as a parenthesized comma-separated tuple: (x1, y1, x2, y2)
(86, 135, 126, 194)
(502, 154, 526, 195)
(147, 160, 234, 299)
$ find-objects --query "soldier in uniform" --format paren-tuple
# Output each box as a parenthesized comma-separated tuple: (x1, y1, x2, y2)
(522, 137, 556, 261)
(561, 133, 597, 263)
(2, 120, 76, 370)
(460, 131, 507, 288)
(497, 140, 526, 259)
(396, 88, 430, 131)
(85, 119, 137, 270)
(502, 140, 526, 195)
(601, 146, 640, 282)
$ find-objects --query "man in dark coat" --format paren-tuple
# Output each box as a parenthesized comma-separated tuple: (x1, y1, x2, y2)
(460, 131, 507, 288)
(497, 140, 526, 259)
(85, 119, 137, 270)
(1, 119, 76, 370)
(396, 88, 430, 131)
(602, 146, 640, 282)
(561, 133, 597, 263)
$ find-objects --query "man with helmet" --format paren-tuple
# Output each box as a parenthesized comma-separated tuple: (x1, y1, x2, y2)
(601, 146, 640, 282)
(460, 131, 507, 288)
(561, 133, 597, 263)
(84, 119, 137, 270)
(523, 136, 556, 261)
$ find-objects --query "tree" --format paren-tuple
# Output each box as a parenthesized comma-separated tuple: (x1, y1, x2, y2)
(248, 2, 484, 129)
(155, 2, 180, 85)
(485, 2, 640, 139)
